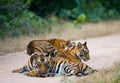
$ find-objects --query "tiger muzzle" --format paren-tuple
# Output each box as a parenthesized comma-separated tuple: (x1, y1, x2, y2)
(39, 70, 48, 77)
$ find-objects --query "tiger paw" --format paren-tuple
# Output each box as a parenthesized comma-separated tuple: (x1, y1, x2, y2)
(76, 73, 83, 77)
(24, 72, 33, 77)
(47, 73, 55, 77)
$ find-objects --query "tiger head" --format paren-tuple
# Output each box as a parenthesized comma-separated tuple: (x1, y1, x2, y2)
(66, 41, 90, 61)
(30, 52, 52, 77)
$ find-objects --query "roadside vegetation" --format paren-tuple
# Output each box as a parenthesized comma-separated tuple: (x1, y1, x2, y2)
(0, 20, 120, 53)
(76, 62, 120, 83)
(0, 0, 120, 38)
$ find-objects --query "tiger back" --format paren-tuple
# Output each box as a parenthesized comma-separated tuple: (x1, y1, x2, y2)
(48, 39, 73, 51)
(27, 39, 73, 56)
(27, 40, 56, 56)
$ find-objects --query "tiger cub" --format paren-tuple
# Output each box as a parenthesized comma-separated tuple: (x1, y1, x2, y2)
(27, 38, 90, 62)
(55, 41, 90, 62)
(16, 53, 96, 77)
(12, 52, 52, 77)
(65, 41, 90, 61)
(27, 39, 73, 56)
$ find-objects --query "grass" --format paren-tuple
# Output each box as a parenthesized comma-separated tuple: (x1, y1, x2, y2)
(0, 20, 120, 53)
(76, 62, 120, 83)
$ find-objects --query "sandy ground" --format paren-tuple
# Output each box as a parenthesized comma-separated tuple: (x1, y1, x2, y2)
(0, 34, 120, 83)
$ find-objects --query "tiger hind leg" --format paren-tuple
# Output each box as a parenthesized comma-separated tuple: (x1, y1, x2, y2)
(76, 69, 98, 77)
(76, 63, 98, 77)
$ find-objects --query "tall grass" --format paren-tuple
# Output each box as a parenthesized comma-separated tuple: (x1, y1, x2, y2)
(76, 62, 120, 83)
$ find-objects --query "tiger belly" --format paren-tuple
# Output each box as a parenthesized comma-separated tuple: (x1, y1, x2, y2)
(51, 61, 79, 76)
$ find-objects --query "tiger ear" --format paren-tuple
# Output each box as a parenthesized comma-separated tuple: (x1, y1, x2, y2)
(84, 41, 87, 46)
(30, 53, 38, 61)
(30, 53, 39, 67)
(78, 42, 82, 48)
(66, 40, 72, 47)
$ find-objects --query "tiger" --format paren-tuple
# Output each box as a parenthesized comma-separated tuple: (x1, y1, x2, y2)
(17, 53, 97, 77)
(64, 41, 90, 61)
(12, 52, 52, 77)
(48, 57, 97, 76)
(27, 39, 73, 57)
(27, 38, 90, 62)
(55, 41, 90, 62)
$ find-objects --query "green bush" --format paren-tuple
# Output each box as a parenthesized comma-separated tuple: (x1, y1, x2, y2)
(0, 0, 120, 38)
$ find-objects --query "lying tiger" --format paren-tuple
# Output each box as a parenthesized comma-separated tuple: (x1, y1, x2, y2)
(12, 52, 51, 77)
(27, 39, 73, 57)
(47, 56, 97, 76)
(27, 38, 90, 62)
(12, 52, 97, 77)
(12, 39, 92, 77)
(56, 41, 90, 62)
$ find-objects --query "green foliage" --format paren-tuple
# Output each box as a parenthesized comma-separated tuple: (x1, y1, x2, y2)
(0, 0, 49, 38)
(76, 13, 86, 22)
(0, 0, 120, 38)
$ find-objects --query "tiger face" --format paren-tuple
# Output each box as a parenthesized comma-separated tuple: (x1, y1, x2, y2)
(12, 52, 52, 77)
(30, 52, 52, 77)
(75, 41, 90, 61)
(66, 41, 90, 61)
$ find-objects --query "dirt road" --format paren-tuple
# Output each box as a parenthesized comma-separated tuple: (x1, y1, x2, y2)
(0, 34, 120, 83)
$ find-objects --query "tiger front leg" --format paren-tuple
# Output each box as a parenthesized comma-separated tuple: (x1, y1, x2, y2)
(24, 70, 48, 77)
(12, 68, 25, 73)
(47, 73, 56, 77)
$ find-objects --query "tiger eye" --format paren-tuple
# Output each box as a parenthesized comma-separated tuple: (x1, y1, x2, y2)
(37, 61, 41, 65)
(41, 58, 45, 62)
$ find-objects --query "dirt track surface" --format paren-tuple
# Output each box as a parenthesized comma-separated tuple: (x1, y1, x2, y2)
(0, 34, 120, 83)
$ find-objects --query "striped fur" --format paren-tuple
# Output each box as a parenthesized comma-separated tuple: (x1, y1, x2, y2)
(12, 52, 95, 77)
(27, 40, 57, 56)
(55, 41, 90, 62)
(65, 41, 90, 61)
(27, 39, 90, 62)
(19, 56, 96, 77)
(12, 52, 52, 77)
(48, 57, 96, 76)
(48, 39, 72, 50)
(27, 39, 73, 57)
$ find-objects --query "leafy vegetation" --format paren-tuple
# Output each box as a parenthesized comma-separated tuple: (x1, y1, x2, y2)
(0, 0, 120, 38)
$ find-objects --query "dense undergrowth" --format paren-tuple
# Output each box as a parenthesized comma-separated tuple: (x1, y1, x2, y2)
(0, 0, 120, 38)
